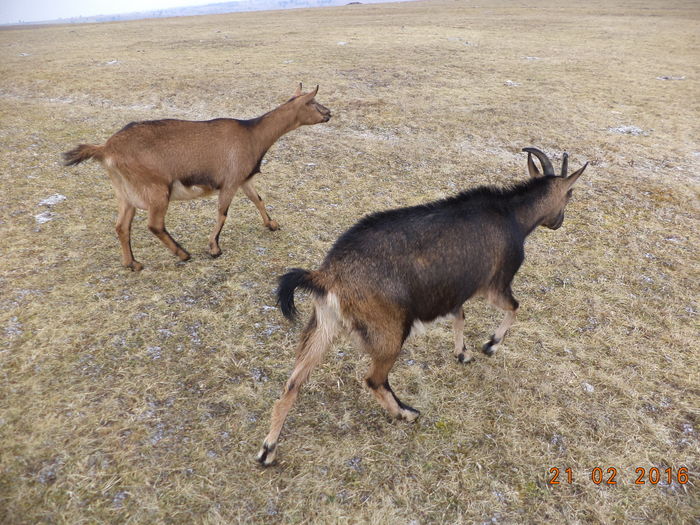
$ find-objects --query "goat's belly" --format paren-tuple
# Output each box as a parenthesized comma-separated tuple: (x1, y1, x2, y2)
(409, 313, 456, 338)
(171, 181, 216, 200)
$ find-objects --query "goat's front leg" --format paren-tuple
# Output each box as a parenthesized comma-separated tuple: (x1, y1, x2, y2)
(483, 287, 519, 356)
(208, 187, 237, 257)
(241, 180, 279, 231)
(452, 306, 473, 364)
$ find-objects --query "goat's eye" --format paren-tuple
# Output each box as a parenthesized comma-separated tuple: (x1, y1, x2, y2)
(566, 189, 573, 199)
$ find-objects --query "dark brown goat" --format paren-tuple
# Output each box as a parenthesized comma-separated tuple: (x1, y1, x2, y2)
(257, 148, 587, 465)
(63, 84, 331, 270)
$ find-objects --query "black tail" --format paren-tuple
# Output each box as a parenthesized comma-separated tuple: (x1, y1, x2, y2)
(63, 144, 103, 166)
(277, 268, 326, 321)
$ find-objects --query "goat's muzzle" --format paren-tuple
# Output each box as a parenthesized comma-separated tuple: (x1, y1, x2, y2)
(546, 213, 565, 230)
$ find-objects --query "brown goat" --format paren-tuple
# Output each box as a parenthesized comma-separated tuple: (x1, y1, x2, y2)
(257, 148, 587, 465)
(63, 84, 331, 270)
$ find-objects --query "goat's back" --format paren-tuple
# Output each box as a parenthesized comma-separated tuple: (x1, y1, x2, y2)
(322, 192, 526, 322)
(102, 118, 250, 182)
(106, 118, 239, 153)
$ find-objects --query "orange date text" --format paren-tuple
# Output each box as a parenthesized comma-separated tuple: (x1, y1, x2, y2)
(548, 467, 688, 485)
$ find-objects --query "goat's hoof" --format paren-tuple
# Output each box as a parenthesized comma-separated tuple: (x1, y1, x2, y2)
(266, 220, 279, 231)
(482, 339, 498, 356)
(401, 407, 420, 422)
(126, 261, 144, 272)
(209, 250, 222, 258)
(256, 442, 277, 466)
(457, 353, 475, 364)
(177, 251, 191, 262)
(397, 404, 420, 422)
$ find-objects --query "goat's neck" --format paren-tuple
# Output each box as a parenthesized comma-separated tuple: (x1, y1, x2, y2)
(249, 104, 299, 158)
(510, 187, 552, 236)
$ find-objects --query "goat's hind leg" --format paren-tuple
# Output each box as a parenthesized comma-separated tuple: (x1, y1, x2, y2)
(364, 330, 419, 421)
(452, 306, 474, 364)
(147, 192, 190, 262)
(115, 198, 142, 271)
(257, 308, 338, 466)
(482, 287, 519, 356)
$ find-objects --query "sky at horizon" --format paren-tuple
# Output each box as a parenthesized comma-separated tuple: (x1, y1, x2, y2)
(0, 0, 240, 24)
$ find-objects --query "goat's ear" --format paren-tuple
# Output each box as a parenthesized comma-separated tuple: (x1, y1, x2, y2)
(566, 162, 588, 187)
(526, 152, 542, 178)
(300, 85, 319, 103)
(293, 83, 303, 98)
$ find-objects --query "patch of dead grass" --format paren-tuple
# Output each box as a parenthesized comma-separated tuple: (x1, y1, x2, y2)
(1, 0, 698, 523)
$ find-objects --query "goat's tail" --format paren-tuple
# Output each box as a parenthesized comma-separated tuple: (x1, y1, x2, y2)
(277, 268, 327, 322)
(63, 144, 104, 166)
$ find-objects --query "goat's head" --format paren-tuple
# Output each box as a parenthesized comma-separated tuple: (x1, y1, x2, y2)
(523, 147, 587, 230)
(289, 83, 332, 125)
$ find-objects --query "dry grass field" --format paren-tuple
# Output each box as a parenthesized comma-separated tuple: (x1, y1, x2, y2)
(1, 0, 699, 522)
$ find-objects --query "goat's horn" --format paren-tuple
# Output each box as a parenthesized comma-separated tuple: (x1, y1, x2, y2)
(561, 152, 569, 177)
(522, 147, 555, 177)
(526, 152, 540, 178)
